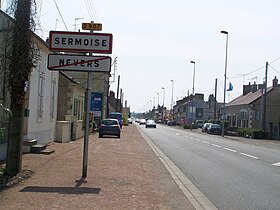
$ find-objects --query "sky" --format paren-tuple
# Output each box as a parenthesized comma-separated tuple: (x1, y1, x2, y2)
(3, 0, 280, 112)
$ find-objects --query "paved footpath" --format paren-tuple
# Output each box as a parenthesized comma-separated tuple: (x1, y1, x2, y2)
(0, 124, 194, 210)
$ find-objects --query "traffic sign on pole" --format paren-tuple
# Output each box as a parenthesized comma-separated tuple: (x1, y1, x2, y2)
(49, 31, 113, 54)
(47, 54, 111, 72)
(82, 22, 102, 31)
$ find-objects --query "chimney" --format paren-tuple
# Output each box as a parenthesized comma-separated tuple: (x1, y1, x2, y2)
(243, 82, 251, 95)
(109, 91, 115, 98)
(273, 76, 278, 88)
(251, 82, 258, 93)
(258, 84, 265, 90)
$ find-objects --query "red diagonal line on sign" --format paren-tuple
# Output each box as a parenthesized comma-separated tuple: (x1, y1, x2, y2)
(50, 56, 109, 69)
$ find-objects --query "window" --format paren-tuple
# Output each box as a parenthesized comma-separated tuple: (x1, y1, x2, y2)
(50, 76, 56, 119)
(73, 98, 78, 115)
(37, 71, 45, 119)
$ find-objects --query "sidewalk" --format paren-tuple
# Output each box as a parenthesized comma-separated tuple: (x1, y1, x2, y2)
(0, 124, 194, 210)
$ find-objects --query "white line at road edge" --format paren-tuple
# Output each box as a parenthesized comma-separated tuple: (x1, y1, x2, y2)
(137, 127, 217, 210)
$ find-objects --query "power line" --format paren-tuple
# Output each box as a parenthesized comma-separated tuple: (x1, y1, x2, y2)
(268, 64, 280, 75)
(53, 0, 68, 30)
(84, 0, 98, 21)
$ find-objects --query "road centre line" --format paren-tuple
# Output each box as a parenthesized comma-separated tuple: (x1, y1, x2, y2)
(224, 148, 237, 153)
(272, 162, 280, 166)
(240, 152, 259, 160)
(211, 144, 221, 148)
(202, 141, 210, 144)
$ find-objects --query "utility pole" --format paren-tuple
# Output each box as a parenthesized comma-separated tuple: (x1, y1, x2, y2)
(116, 75, 120, 112)
(214, 78, 217, 120)
(262, 62, 268, 131)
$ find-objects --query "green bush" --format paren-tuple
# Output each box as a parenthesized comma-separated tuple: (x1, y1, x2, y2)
(236, 128, 267, 139)
(183, 124, 198, 129)
(123, 113, 128, 125)
(251, 130, 267, 139)
(237, 128, 252, 137)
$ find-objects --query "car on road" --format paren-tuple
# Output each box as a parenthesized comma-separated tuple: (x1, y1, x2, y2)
(207, 124, 222, 135)
(139, 119, 146, 125)
(167, 120, 177, 126)
(195, 120, 204, 128)
(146, 120, 156, 128)
(202, 123, 212, 132)
(99, 119, 121, 138)
(108, 112, 123, 128)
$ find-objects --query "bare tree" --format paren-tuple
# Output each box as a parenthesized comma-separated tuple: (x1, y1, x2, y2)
(6, 0, 37, 175)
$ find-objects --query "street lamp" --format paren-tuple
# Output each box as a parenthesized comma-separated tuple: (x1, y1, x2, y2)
(170, 80, 174, 120)
(162, 87, 165, 123)
(221, 30, 229, 137)
(74, 17, 84, 30)
(190, 61, 196, 130)
(190, 61, 196, 95)
(157, 93, 159, 108)
(162, 87, 165, 108)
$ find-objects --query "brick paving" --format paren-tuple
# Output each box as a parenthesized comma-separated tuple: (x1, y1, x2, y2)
(0, 124, 194, 210)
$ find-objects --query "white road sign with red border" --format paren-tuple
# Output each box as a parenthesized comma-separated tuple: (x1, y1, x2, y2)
(47, 54, 112, 72)
(49, 31, 113, 54)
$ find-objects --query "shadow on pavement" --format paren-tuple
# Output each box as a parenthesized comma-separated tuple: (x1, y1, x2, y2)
(20, 177, 101, 194)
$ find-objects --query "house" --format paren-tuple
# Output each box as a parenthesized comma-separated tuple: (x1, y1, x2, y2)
(55, 72, 85, 143)
(0, 9, 59, 156)
(225, 77, 280, 139)
(64, 71, 111, 125)
(173, 93, 214, 125)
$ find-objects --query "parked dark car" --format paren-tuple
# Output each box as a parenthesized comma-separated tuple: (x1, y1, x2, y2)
(195, 120, 204, 128)
(146, 119, 156, 128)
(207, 124, 222, 135)
(202, 123, 212, 132)
(99, 119, 121, 138)
(167, 120, 177, 126)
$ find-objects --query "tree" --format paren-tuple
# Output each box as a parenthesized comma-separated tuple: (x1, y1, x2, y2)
(6, 0, 37, 175)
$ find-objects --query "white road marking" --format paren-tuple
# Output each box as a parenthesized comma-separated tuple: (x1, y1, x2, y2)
(272, 162, 280, 166)
(211, 144, 221, 148)
(224, 147, 237, 153)
(138, 128, 217, 210)
(176, 133, 180, 136)
(240, 152, 259, 160)
(184, 135, 189, 138)
(202, 141, 210, 144)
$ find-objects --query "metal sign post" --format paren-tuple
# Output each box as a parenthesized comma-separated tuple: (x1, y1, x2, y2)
(82, 21, 95, 178)
(47, 21, 112, 178)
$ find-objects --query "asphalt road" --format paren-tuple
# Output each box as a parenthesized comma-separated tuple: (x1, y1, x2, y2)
(138, 124, 280, 210)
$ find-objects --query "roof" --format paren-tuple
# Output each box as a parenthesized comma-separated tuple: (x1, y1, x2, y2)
(226, 86, 273, 106)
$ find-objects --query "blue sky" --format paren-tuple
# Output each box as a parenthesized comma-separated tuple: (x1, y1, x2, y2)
(3, 0, 280, 112)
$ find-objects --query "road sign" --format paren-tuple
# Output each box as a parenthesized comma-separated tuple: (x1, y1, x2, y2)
(47, 54, 111, 72)
(49, 31, 113, 54)
(82, 22, 102, 31)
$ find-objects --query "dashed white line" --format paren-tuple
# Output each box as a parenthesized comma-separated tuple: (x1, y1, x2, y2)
(272, 162, 280, 166)
(211, 144, 221, 148)
(224, 147, 237, 153)
(202, 141, 210, 144)
(240, 152, 259, 160)
(176, 133, 180, 136)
